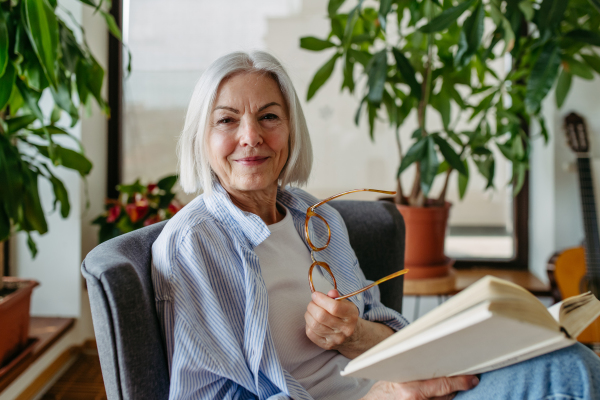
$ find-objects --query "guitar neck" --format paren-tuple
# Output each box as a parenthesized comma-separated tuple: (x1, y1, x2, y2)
(577, 157, 600, 276)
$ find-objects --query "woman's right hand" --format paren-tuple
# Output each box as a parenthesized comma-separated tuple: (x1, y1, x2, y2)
(361, 375, 479, 400)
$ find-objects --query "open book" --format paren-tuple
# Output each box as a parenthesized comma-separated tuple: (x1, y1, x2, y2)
(341, 276, 600, 383)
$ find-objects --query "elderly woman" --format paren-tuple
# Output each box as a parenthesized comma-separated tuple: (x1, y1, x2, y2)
(151, 51, 600, 400)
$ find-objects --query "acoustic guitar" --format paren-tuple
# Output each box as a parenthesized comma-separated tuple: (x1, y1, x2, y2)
(549, 112, 600, 353)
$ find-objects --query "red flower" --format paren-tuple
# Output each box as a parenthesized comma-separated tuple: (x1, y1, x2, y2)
(168, 201, 182, 215)
(107, 205, 121, 223)
(126, 198, 149, 223)
(147, 183, 158, 193)
(144, 214, 162, 226)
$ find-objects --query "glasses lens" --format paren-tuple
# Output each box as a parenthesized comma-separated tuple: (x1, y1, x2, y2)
(308, 214, 330, 249)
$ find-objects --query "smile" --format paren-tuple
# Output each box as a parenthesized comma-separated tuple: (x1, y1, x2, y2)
(235, 156, 269, 166)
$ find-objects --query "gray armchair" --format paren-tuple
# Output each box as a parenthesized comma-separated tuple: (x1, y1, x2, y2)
(81, 200, 405, 400)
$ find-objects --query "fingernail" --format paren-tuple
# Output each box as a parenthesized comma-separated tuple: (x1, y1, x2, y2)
(472, 377, 479, 386)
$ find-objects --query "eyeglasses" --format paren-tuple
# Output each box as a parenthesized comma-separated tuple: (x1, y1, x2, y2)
(305, 189, 409, 301)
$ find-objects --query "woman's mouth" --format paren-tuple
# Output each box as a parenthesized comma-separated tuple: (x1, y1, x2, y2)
(235, 156, 269, 166)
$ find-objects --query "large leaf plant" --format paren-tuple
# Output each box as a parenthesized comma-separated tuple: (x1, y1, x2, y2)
(0, 0, 123, 262)
(301, 0, 600, 207)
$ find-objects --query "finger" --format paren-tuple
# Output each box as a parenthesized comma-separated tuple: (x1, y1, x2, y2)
(327, 289, 340, 299)
(305, 308, 337, 336)
(311, 291, 356, 319)
(307, 301, 358, 339)
(416, 375, 478, 398)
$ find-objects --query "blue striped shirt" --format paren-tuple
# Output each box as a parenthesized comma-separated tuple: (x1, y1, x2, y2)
(151, 183, 409, 399)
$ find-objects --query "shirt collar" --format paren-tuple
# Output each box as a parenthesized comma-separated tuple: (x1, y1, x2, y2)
(203, 181, 311, 248)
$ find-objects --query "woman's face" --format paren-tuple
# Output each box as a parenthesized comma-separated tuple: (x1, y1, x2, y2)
(207, 72, 290, 195)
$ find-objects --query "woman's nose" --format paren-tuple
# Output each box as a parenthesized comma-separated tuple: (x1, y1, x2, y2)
(239, 118, 263, 147)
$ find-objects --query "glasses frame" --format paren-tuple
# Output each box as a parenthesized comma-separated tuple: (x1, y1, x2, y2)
(305, 189, 409, 301)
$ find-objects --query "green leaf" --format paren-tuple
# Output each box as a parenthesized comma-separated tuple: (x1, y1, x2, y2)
(563, 57, 594, 80)
(432, 87, 451, 129)
(432, 135, 467, 175)
(513, 162, 527, 195)
(0, 61, 15, 110)
(6, 114, 37, 134)
(518, 0, 534, 21)
(348, 49, 371, 66)
(354, 96, 367, 125)
(307, 52, 340, 101)
(419, 0, 477, 33)
(469, 90, 496, 121)
(50, 105, 62, 124)
(100, 10, 122, 40)
(328, 0, 345, 17)
(0, 204, 9, 242)
(565, 29, 600, 47)
(0, 11, 8, 77)
(555, 69, 572, 108)
(525, 42, 561, 113)
(42, 164, 70, 218)
(398, 137, 427, 176)
(24, 0, 59, 88)
(378, 0, 393, 30)
(300, 36, 337, 51)
(21, 165, 48, 235)
(455, 0, 484, 68)
(538, 0, 568, 31)
(26, 233, 38, 258)
(16, 78, 44, 121)
(342, 55, 355, 92)
(157, 175, 178, 192)
(392, 47, 421, 100)
(50, 73, 79, 126)
(458, 159, 469, 199)
(35, 145, 93, 176)
(420, 136, 439, 196)
(343, 5, 360, 46)
(589, 0, 600, 13)
(367, 50, 387, 103)
(582, 53, 600, 74)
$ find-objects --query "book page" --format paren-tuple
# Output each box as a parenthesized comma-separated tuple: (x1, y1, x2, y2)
(554, 292, 600, 338)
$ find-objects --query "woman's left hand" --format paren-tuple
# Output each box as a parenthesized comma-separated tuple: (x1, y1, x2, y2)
(305, 289, 394, 359)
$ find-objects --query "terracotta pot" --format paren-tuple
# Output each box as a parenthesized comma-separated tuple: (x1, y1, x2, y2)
(395, 202, 454, 279)
(0, 277, 38, 367)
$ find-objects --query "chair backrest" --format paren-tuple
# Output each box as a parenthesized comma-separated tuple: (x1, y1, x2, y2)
(82, 200, 405, 400)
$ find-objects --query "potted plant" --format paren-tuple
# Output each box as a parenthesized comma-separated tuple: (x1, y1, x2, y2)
(92, 175, 183, 243)
(0, 0, 122, 368)
(301, 0, 600, 280)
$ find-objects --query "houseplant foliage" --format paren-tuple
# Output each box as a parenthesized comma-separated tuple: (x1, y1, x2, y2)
(0, 0, 123, 259)
(92, 175, 183, 244)
(301, 0, 600, 207)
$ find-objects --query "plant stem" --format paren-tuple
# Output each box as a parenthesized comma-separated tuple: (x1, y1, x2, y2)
(394, 126, 407, 204)
(437, 168, 453, 206)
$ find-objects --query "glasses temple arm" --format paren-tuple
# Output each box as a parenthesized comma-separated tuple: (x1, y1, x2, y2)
(310, 189, 397, 210)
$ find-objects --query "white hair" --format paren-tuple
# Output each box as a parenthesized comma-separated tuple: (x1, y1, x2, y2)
(178, 51, 313, 196)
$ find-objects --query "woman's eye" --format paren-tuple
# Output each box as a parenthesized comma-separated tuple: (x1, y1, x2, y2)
(261, 113, 279, 121)
(217, 117, 233, 124)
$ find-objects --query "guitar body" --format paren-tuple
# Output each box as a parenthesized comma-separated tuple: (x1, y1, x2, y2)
(552, 247, 600, 345)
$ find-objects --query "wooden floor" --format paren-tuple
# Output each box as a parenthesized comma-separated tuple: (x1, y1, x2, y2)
(40, 353, 106, 400)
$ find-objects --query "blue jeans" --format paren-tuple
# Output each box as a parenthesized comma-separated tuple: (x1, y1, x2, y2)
(455, 343, 600, 400)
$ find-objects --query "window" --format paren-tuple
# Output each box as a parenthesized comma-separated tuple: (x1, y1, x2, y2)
(107, 0, 528, 269)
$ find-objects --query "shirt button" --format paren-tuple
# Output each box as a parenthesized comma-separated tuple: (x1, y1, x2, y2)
(357, 294, 363, 301)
